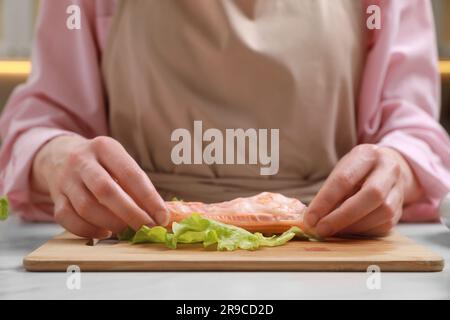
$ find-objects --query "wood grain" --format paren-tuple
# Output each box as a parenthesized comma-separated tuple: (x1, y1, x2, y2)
(23, 231, 444, 272)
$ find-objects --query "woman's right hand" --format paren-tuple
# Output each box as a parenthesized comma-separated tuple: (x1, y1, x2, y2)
(31, 135, 169, 239)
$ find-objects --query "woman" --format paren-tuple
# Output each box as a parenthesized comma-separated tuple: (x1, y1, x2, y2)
(1, 0, 449, 239)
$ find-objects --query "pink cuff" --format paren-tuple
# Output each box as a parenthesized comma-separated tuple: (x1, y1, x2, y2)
(377, 131, 449, 222)
(2, 127, 79, 221)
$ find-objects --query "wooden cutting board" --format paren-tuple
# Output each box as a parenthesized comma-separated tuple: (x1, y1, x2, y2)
(23, 231, 444, 272)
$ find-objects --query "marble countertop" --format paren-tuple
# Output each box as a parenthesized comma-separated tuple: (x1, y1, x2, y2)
(1, 214, 449, 300)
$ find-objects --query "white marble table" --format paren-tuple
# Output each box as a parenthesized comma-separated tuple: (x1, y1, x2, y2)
(1, 214, 449, 300)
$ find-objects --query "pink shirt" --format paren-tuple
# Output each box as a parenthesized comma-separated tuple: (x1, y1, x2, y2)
(1, 0, 450, 222)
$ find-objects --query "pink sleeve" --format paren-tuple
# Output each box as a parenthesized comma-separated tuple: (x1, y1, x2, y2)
(359, 0, 450, 222)
(0, 0, 111, 221)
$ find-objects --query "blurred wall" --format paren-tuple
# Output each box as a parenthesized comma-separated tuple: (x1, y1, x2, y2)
(433, 0, 450, 58)
(434, 0, 450, 131)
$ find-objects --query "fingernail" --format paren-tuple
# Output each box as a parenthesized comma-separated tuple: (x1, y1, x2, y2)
(155, 209, 170, 226)
(305, 212, 319, 227)
(316, 222, 333, 238)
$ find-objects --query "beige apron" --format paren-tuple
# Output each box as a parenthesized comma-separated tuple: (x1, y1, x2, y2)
(102, 0, 366, 203)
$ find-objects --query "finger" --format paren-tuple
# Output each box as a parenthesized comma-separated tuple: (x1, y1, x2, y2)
(80, 160, 156, 231)
(339, 183, 403, 235)
(54, 194, 111, 239)
(305, 145, 379, 227)
(62, 179, 128, 234)
(360, 220, 398, 237)
(92, 137, 169, 226)
(315, 161, 399, 238)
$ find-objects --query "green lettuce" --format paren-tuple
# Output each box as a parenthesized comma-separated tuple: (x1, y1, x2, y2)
(119, 213, 309, 251)
(0, 197, 9, 221)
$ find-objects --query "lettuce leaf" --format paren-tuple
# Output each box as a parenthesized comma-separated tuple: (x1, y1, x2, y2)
(0, 197, 9, 221)
(132, 226, 167, 244)
(120, 213, 308, 251)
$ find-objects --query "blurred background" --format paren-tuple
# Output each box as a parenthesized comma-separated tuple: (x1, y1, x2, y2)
(0, 0, 449, 130)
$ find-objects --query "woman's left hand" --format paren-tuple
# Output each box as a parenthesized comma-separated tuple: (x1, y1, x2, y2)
(304, 144, 423, 238)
